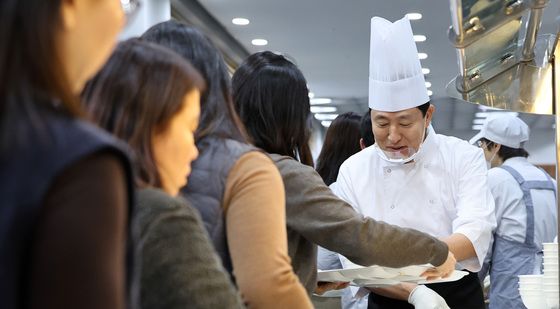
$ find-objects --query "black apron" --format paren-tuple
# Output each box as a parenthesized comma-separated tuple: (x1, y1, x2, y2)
(367, 271, 485, 309)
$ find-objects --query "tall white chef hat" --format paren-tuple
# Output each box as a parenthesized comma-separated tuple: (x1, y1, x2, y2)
(469, 114, 530, 149)
(369, 16, 429, 112)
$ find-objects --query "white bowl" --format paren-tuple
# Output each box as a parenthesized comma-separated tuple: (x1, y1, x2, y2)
(543, 283, 560, 289)
(544, 294, 559, 309)
(519, 274, 544, 281)
(543, 277, 559, 285)
(519, 285, 543, 291)
(520, 292, 545, 309)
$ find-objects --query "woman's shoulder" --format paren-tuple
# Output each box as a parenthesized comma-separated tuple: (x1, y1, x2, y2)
(135, 188, 200, 232)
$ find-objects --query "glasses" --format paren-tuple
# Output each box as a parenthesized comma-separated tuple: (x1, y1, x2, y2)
(121, 0, 141, 24)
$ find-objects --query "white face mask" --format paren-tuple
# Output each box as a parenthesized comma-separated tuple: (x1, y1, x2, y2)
(375, 118, 428, 164)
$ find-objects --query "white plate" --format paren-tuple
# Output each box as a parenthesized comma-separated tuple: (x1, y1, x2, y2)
(314, 289, 346, 298)
(416, 270, 469, 284)
(341, 265, 400, 280)
(351, 271, 468, 287)
(316, 269, 352, 282)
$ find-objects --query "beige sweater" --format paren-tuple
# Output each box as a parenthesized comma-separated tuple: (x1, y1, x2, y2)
(270, 154, 449, 293)
(222, 152, 312, 308)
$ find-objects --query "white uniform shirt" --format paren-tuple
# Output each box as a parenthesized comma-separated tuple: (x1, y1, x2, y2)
(333, 126, 496, 272)
(485, 157, 557, 270)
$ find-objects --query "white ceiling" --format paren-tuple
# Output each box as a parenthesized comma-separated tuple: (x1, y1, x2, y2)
(200, 0, 559, 101)
(199, 0, 558, 162)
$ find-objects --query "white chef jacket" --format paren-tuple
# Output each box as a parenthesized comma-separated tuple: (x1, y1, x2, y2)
(333, 126, 496, 272)
(483, 157, 557, 273)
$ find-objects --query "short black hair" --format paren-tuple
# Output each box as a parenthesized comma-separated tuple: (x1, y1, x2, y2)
(480, 138, 529, 161)
(360, 110, 375, 147)
(417, 102, 430, 117)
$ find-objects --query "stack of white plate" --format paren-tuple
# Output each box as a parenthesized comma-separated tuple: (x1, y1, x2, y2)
(518, 274, 545, 309)
(543, 242, 559, 309)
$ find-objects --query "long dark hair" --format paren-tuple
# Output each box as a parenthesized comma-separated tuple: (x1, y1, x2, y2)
(232, 51, 313, 166)
(141, 21, 247, 143)
(0, 0, 81, 149)
(316, 113, 362, 185)
(82, 39, 205, 188)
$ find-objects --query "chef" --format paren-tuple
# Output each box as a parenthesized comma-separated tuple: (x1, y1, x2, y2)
(470, 114, 557, 309)
(332, 15, 496, 309)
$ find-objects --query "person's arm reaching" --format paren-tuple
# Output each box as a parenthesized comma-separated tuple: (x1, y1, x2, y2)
(224, 152, 312, 309)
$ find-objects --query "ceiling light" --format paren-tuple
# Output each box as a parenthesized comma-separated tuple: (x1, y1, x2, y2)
(418, 53, 428, 60)
(473, 118, 486, 125)
(308, 92, 315, 99)
(232, 18, 250, 26)
(422, 68, 430, 74)
(425, 82, 432, 88)
(406, 13, 423, 20)
(321, 121, 332, 127)
(314, 114, 338, 121)
(311, 106, 337, 113)
(251, 39, 268, 46)
(414, 35, 427, 42)
(310, 98, 332, 105)
(427, 90, 433, 96)
(472, 124, 484, 130)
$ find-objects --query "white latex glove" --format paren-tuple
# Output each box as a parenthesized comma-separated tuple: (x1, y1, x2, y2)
(408, 285, 450, 309)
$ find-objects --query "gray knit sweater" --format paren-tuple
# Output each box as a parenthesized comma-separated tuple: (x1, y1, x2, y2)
(135, 188, 244, 309)
(270, 154, 449, 293)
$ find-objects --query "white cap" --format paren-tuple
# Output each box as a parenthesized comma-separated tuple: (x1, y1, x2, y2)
(368, 16, 429, 112)
(469, 114, 530, 149)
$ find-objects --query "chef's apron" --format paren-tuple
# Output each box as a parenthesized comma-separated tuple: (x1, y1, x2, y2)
(367, 271, 484, 309)
(488, 165, 556, 309)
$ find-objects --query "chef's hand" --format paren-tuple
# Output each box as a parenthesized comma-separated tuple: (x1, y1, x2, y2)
(408, 285, 450, 309)
(314, 281, 349, 295)
(421, 251, 456, 280)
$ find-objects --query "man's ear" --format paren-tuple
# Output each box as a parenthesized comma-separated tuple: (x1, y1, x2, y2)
(359, 138, 366, 150)
(425, 104, 435, 124)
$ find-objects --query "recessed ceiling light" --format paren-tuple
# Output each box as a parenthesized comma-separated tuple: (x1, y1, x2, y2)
(414, 35, 427, 42)
(472, 124, 484, 130)
(308, 92, 315, 99)
(232, 18, 250, 26)
(418, 53, 428, 60)
(406, 13, 423, 20)
(314, 113, 339, 121)
(321, 121, 332, 127)
(310, 106, 337, 113)
(473, 118, 486, 125)
(251, 39, 268, 46)
(422, 68, 430, 74)
(427, 90, 433, 96)
(425, 82, 432, 88)
(310, 98, 332, 105)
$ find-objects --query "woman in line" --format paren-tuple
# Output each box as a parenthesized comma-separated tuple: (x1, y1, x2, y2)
(141, 22, 312, 308)
(231, 51, 456, 294)
(0, 1, 137, 308)
(83, 39, 244, 309)
(316, 112, 363, 186)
